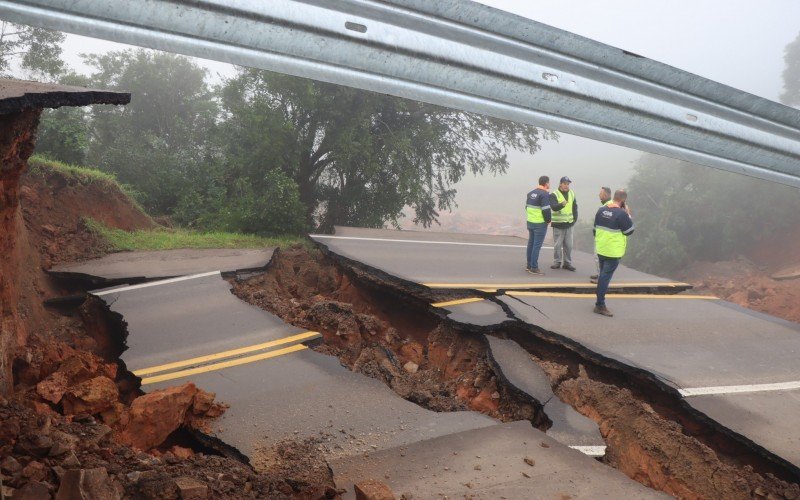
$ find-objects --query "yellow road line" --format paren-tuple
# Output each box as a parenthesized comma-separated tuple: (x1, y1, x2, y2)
(423, 282, 690, 289)
(140, 344, 308, 385)
(431, 297, 485, 308)
(507, 291, 718, 299)
(133, 331, 320, 377)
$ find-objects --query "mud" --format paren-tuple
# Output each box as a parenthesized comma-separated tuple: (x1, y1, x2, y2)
(233, 246, 543, 425)
(235, 246, 800, 499)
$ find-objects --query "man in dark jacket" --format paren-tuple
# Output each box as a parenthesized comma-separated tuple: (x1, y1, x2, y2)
(525, 176, 551, 275)
(593, 189, 635, 317)
(549, 176, 577, 271)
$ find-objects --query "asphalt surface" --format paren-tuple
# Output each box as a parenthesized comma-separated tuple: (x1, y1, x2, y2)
(312, 227, 684, 290)
(0, 78, 129, 114)
(331, 421, 663, 499)
(486, 336, 604, 450)
(440, 294, 800, 469)
(93, 272, 299, 371)
(500, 294, 800, 389)
(54, 248, 274, 281)
(79, 256, 647, 495)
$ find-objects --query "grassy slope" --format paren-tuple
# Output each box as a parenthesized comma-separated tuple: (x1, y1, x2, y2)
(30, 155, 306, 251)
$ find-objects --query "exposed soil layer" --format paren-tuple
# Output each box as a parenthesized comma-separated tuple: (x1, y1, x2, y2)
(678, 258, 800, 323)
(235, 246, 800, 499)
(232, 246, 543, 425)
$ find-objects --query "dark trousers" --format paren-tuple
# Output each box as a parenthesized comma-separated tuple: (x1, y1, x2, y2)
(596, 255, 620, 306)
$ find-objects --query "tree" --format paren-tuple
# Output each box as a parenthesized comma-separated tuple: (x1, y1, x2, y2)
(36, 73, 92, 165)
(83, 49, 219, 215)
(781, 31, 800, 106)
(0, 21, 64, 79)
(218, 69, 556, 232)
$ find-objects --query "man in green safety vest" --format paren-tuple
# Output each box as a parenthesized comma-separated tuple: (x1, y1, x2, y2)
(525, 176, 552, 275)
(593, 189, 635, 317)
(590, 186, 613, 284)
(549, 176, 578, 271)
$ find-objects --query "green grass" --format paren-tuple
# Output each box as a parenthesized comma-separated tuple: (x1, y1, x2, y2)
(84, 218, 309, 251)
(28, 155, 121, 187)
(27, 155, 147, 212)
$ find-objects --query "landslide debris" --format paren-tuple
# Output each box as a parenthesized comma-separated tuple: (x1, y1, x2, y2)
(232, 246, 543, 425)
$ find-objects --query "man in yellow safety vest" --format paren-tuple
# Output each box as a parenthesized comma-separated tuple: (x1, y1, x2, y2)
(590, 186, 612, 284)
(549, 176, 578, 271)
(593, 189, 634, 317)
(525, 176, 552, 275)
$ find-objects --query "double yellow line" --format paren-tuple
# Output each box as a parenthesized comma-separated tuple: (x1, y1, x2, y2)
(134, 330, 321, 385)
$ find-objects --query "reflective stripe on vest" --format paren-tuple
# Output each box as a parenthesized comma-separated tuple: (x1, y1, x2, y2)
(594, 225, 627, 258)
(551, 190, 575, 223)
(526, 204, 546, 223)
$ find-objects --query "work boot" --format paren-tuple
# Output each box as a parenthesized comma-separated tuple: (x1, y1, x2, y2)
(590, 274, 599, 280)
(550, 263, 561, 269)
(590, 277, 598, 284)
(593, 305, 613, 317)
(527, 268, 544, 275)
(563, 264, 576, 271)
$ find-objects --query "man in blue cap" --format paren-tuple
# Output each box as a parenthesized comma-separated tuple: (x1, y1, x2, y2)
(549, 176, 578, 271)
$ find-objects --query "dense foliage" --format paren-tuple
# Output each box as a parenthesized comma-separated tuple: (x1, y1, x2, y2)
(37, 49, 554, 235)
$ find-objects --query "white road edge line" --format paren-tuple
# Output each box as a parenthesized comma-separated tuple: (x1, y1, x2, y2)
(679, 380, 800, 397)
(311, 234, 553, 249)
(92, 270, 222, 296)
(570, 445, 607, 456)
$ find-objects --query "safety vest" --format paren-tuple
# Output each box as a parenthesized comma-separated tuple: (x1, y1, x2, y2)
(526, 187, 548, 223)
(594, 205, 628, 258)
(551, 190, 575, 224)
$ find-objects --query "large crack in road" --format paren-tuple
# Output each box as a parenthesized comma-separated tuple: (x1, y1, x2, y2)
(231, 244, 800, 499)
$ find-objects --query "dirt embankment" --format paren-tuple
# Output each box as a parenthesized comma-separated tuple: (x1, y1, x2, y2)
(679, 257, 800, 323)
(235, 246, 800, 499)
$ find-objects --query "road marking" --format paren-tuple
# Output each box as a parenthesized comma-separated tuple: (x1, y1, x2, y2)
(92, 270, 221, 296)
(679, 381, 800, 397)
(507, 291, 717, 300)
(132, 331, 321, 377)
(140, 344, 308, 385)
(311, 234, 551, 249)
(431, 297, 485, 308)
(570, 445, 607, 457)
(424, 281, 690, 289)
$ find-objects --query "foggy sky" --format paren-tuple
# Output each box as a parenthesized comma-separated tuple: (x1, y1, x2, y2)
(56, 1, 800, 221)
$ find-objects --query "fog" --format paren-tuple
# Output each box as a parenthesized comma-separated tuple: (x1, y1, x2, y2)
(55, 0, 800, 225)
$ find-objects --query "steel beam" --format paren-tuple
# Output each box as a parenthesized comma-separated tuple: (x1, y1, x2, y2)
(2, 0, 799, 186)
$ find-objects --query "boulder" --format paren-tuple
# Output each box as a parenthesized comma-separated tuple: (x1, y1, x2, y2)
(55, 467, 121, 500)
(62, 376, 119, 415)
(174, 477, 208, 499)
(354, 479, 395, 500)
(120, 383, 197, 451)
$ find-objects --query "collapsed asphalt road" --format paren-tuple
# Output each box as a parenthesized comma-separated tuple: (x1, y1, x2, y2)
(57, 232, 800, 499)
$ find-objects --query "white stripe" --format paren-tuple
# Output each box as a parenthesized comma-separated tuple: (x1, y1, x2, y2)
(679, 380, 800, 397)
(92, 271, 221, 296)
(570, 445, 607, 456)
(311, 234, 554, 249)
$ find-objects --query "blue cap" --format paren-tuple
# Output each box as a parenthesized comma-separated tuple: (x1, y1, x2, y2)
(560, 176, 572, 183)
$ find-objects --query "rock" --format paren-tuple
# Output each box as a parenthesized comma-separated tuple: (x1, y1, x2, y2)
(56, 468, 121, 500)
(523, 457, 535, 467)
(170, 446, 193, 460)
(354, 479, 395, 500)
(37, 371, 70, 404)
(120, 383, 198, 451)
(61, 451, 81, 469)
(1, 484, 14, 499)
(14, 434, 53, 457)
(13, 481, 50, 499)
(53, 465, 67, 479)
(1, 456, 22, 474)
(399, 342, 424, 365)
(49, 440, 73, 457)
(62, 376, 119, 415)
(174, 476, 208, 499)
(41, 224, 58, 236)
(99, 402, 127, 428)
(72, 414, 95, 424)
(191, 390, 215, 416)
(402, 361, 419, 374)
(21, 460, 48, 481)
